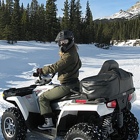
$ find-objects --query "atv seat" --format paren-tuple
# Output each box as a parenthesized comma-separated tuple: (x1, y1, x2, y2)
(51, 89, 81, 103)
(98, 60, 119, 75)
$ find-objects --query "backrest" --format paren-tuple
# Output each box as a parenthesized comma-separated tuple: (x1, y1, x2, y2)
(98, 60, 119, 75)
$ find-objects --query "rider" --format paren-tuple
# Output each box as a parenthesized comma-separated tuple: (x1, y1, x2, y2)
(36, 30, 82, 130)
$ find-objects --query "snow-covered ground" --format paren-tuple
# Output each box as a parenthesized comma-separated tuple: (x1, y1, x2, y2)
(0, 40, 140, 139)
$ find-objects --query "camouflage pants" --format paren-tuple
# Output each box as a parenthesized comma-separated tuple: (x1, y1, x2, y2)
(39, 81, 79, 115)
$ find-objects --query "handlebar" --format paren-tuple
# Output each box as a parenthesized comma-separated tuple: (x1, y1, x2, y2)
(33, 72, 55, 85)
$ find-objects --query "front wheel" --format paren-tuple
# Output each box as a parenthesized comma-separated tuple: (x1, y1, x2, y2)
(1, 107, 27, 140)
(64, 123, 103, 140)
(111, 110, 139, 140)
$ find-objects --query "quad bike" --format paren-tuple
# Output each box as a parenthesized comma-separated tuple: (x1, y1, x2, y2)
(1, 60, 139, 140)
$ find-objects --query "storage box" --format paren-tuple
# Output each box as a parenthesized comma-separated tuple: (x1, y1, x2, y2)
(80, 68, 134, 101)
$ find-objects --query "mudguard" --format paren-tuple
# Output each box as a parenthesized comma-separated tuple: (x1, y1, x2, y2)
(56, 102, 115, 127)
(6, 94, 40, 120)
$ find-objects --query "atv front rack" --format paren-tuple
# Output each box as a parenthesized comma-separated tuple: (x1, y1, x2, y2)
(3, 85, 37, 99)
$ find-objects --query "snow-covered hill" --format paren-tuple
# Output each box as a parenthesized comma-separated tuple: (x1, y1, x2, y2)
(102, 1, 140, 20)
(0, 40, 140, 139)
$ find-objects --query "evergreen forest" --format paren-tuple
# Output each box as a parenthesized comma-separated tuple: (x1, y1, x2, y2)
(0, 0, 140, 44)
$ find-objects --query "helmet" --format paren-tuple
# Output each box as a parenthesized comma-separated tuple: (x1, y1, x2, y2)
(55, 30, 74, 53)
(55, 30, 74, 42)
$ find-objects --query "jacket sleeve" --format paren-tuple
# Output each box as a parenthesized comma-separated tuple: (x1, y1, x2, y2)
(42, 54, 73, 74)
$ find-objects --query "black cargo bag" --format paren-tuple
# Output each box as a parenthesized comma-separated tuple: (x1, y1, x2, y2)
(80, 68, 134, 101)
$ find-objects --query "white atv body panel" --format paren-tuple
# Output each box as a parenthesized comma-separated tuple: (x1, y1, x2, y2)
(6, 96, 30, 120)
(61, 103, 114, 116)
(34, 84, 57, 97)
(5, 84, 73, 120)
(57, 102, 115, 127)
(5, 85, 56, 120)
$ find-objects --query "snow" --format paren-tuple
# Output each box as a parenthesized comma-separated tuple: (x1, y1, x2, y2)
(109, 10, 133, 19)
(0, 40, 140, 139)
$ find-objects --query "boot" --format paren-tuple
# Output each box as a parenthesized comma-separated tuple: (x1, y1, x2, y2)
(38, 118, 54, 130)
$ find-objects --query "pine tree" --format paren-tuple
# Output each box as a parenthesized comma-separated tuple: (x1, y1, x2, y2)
(2, 0, 139, 44)
(0, 0, 5, 39)
(36, 4, 46, 42)
(10, 0, 20, 43)
(3, 24, 13, 43)
(69, 0, 76, 31)
(94, 21, 103, 43)
(6, 0, 14, 13)
(112, 21, 119, 41)
(30, 0, 39, 40)
(85, 1, 92, 25)
(45, 0, 60, 42)
(0, 0, 12, 39)
(21, 9, 30, 40)
(61, 0, 70, 30)
(134, 18, 140, 39)
(75, 0, 82, 43)
(137, 17, 140, 39)
(84, 0, 94, 43)
(102, 23, 112, 45)
(69, 0, 82, 43)
(26, 3, 32, 40)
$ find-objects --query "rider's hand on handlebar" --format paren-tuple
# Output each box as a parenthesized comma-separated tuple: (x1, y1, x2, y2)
(37, 68, 43, 75)
(33, 72, 39, 77)
(33, 68, 43, 77)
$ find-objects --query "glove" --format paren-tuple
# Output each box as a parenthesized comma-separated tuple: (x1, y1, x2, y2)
(33, 68, 43, 77)
(33, 72, 39, 77)
(37, 68, 43, 75)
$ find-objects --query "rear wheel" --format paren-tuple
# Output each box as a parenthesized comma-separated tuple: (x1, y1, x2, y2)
(64, 123, 103, 140)
(1, 107, 27, 140)
(111, 110, 139, 140)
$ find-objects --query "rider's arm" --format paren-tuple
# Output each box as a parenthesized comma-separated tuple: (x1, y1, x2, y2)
(42, 53, 74, 74)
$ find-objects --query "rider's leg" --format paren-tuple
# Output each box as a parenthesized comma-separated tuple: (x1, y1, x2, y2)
(38, 85, 71, 130)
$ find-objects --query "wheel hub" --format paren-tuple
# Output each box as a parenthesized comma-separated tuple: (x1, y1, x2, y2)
(4, 117, 15, 137)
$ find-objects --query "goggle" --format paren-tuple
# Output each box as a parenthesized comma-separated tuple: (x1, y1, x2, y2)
(59, 39, 69, 45)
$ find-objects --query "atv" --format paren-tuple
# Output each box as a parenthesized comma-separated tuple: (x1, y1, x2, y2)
(1, 60, 139, 140)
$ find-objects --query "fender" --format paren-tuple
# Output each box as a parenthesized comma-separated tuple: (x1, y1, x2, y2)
(6, 96, 29, 120)
(6, 94, 40, 120)
(56, 102, 115, 127)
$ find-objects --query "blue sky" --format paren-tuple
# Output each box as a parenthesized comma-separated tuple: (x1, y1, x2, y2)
(20, 0, 139, 19)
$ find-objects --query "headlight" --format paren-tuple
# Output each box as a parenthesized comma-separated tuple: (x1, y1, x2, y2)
(2, 93, 4, 97)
